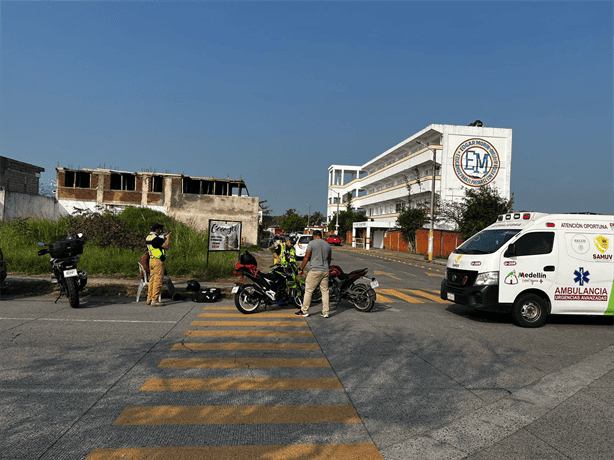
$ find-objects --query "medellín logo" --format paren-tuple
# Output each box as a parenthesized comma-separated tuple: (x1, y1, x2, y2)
(453, 138, 501, 187)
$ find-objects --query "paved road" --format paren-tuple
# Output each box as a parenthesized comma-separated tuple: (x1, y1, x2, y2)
(1, 248, 612, 459)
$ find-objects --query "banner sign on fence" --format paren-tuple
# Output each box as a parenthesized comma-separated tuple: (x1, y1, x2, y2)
(208, 220, 242, 252)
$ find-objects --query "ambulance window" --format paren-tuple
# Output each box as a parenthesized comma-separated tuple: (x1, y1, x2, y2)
(514, 232, 554, 256)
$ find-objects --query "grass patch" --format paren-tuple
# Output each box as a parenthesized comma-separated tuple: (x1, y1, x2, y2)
(0, 213, 254, 280)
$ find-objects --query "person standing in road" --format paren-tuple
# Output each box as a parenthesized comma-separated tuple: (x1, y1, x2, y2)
(145, 222, 171, 307)
(274, 234, 297, 266)
(297, 230, 332, 318)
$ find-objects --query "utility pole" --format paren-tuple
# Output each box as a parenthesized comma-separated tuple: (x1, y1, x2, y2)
(305, 203, 310, 232)
(416, 140, 437, 262)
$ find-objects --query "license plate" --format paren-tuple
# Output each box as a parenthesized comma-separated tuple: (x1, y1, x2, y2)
(231, 286, 239, 294)
(370, 280, 379, 288)
(447, 292, 455, 301)
(64, 269, 78, 278)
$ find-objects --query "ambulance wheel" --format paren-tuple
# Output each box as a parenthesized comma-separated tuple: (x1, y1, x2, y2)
(512, 293, 548, 328)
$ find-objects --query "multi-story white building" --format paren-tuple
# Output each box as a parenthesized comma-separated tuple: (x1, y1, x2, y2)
(327, 122, 512, 249)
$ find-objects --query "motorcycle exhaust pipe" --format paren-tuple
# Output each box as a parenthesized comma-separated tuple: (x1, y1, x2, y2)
(78, 270, 88, 290)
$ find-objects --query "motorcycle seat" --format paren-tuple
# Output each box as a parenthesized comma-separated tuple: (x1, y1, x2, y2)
(335, 268, 368, 280)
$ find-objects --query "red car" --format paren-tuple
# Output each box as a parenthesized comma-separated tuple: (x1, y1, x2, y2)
(325, 235, 341, 246)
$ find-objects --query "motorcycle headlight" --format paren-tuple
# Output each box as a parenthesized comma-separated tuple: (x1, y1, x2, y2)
(475, 272, 498, 285)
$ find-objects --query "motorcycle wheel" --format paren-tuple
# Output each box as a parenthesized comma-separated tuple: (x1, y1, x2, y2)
(234, 284, 261, 314)
(349, 284, 376, 312)
(310, 286, 323, 304)
(290, 287, 304, 309)
(66, 277, 80, 309)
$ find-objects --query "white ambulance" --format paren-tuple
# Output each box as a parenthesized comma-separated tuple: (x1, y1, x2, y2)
(440, 212, 614, 327)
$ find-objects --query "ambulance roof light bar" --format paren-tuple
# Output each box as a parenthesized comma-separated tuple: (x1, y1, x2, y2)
(498, 212, 533, 221)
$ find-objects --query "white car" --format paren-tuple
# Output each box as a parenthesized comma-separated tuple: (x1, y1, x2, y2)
(294, 234, 313, 259)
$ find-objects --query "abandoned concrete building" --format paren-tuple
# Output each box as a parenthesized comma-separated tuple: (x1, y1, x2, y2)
(56, 167, 260, 245)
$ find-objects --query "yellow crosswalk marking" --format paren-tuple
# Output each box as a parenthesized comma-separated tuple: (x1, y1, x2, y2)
(88, 443, 384, 460)
(198, 312, 296, 318)
(159, 357, 330, 369)
(404, 289, 449, 304)
(89, 271, 386, 460)
(170, 342, 320, 351)
(373, 270, 403, 280)
(374, 292, 394, 303)
(191, 320, 308, 327)
(183, 330, 313, 338)
(140, 377, 343, 391)
(376, 288, 423, 303)
(114, 404, 361, 425)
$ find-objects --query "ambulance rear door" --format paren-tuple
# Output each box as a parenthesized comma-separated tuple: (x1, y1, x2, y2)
(552, 223, 613, 315)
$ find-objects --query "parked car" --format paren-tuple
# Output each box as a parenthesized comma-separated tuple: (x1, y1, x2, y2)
(326, 235, 341, 246)
(0, 248, 7, 284)
(294, 234, 314, 259)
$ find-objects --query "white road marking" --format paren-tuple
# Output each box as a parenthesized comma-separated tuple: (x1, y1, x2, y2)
(0, 318, 177, 324)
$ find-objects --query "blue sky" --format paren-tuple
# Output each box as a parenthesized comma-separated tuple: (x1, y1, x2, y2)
(1, 1, 612, 216)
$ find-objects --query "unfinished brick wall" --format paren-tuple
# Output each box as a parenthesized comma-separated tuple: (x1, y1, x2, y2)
(103, 191, 142, 204)
(59, 188, 97, 201)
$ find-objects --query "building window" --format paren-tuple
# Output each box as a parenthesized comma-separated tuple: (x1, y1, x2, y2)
(183, 177, 201, 194)
(149, 176, 163, 193)
(64, 171, 91, 188)
(184, 177, 219, 195)
(110, 173, 136, 191)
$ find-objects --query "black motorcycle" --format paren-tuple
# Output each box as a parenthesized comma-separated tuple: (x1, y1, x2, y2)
(38, 233, 88, 308)
(311, 264, 378, 312)
(232, 250, 305, 314)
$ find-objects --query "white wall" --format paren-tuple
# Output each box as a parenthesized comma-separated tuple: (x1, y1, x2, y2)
(0, 190, 60, 221)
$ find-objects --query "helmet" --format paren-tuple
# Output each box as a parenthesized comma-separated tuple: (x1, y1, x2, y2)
(288, 234, 298, 245)
(186, 280, 201, 292)
(150, 222, 164, 232)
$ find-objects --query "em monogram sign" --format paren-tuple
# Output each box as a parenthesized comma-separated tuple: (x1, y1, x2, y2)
(453, 138, 500, 187)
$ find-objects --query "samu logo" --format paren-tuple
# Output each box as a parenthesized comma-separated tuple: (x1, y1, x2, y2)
(453, 138, 500, 187)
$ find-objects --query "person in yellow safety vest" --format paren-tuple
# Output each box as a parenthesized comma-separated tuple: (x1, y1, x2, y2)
(274, 234, 297, 265)
(145, 222, 171, 307)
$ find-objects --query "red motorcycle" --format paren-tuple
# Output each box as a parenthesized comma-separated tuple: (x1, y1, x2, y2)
(310, 264, 378, 312)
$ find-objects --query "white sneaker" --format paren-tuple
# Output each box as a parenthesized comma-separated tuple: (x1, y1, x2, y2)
(321, 313, 330, 318)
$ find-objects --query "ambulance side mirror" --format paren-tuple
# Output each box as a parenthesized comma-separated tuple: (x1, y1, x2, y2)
(504, 243, 516, 258)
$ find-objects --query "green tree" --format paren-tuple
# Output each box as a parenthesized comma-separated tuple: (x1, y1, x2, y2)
(280, 209, 307, 233)
(441, 185, 514, 240)
(309, 211, 326, 227)
(395, 174, 428, 253)
(327, 209, 367, 235)
(345, 193, 354, 211)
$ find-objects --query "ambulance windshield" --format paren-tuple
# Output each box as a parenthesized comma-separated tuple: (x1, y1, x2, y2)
(454, 229, 520, 255)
